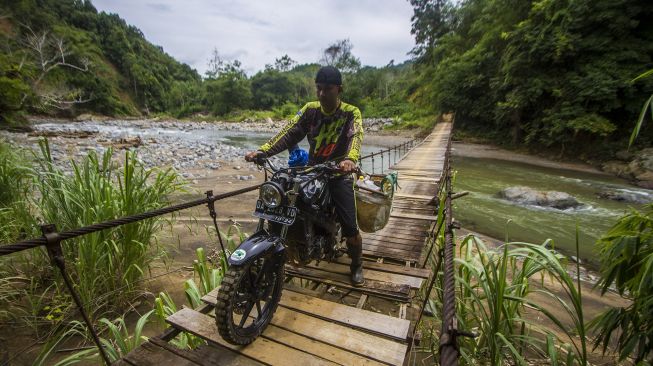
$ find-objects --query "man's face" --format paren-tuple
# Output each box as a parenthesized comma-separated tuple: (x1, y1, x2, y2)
(316, 83, 341, 109)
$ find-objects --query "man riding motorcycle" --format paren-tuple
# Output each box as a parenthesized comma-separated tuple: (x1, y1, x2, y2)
(245, 65, 365, 286)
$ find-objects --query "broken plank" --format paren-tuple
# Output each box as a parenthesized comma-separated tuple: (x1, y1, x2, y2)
(279, 289, 411, 342)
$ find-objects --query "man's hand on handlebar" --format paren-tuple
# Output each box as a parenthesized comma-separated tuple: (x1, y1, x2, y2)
(245, 151, 266, 163)
(338, 159, 357, 173)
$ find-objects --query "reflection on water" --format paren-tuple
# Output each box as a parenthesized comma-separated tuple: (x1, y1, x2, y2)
(454, 156, 652, 261)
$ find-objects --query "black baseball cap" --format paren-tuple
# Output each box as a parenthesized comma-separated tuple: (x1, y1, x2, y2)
(315, 66, 342, 85)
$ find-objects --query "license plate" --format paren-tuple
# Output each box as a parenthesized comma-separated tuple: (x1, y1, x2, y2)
(253, 199, 298, 225)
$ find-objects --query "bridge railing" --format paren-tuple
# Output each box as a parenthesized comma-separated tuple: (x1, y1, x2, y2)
(0, 137, 420, 365)
(409, 118, 465, 366)
(360, 138, 419, 174)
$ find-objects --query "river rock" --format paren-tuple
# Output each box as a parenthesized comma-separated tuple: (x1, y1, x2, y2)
(597, 190, 652, 204)
(602, 161, 631, 177)
(498, 186, 581, 209)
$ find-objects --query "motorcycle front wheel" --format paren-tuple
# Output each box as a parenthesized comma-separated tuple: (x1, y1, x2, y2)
(215, 252, 284, 345)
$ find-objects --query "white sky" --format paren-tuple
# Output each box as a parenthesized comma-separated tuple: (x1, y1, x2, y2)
(92, 0, 417, 75)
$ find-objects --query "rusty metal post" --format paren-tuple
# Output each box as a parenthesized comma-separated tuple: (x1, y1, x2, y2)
(41, 224, 111, 366)
(206, 190, 229, 266)
(371, 154, 375, 174)
(379, 150, 384, 174)
(388, 149, 391, 170)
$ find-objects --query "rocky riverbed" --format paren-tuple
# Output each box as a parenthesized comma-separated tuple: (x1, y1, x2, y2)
(0, 117, 411, 182)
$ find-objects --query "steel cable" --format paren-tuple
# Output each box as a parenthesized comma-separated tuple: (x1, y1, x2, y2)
(0, 184, 260, 256)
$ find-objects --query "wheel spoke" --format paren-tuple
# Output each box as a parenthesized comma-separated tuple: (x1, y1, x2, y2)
(255, 299, 262, 318)
(239, 300, 256, 327)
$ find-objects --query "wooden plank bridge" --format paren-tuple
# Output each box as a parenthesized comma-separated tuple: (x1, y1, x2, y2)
(119, 121, 453, 366)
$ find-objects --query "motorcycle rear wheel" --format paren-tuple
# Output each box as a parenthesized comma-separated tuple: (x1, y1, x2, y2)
(215, 252, 284, 345)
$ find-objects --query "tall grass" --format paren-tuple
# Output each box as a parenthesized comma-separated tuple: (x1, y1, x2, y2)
(0, 142, 35, 243)
(418, 229, 589, 365)
(590, 203, 653, 363)
(455, 236, 587, 365)
(30, 139, 184, 316)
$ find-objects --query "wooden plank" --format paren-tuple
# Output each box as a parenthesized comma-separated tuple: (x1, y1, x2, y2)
(261, 323, 388, 366)
(362, 248, 420, 262)
(363, 238, 424, 250)
(333, 257, 431, 279)
(284, 266, 411, 301)
(390, 212, 438, 221)
(166, 309, 339, 366)
(364, 236, 426, 247)
(269, 306, 408, 366)
(399, 304, 408, 320)
(357, 294, 368, 308)
(279, 289, 411, 341)
(302, 262, 423, 288)
(363, 244, 422, 258)
(149, 338, 265, 366)
(399, 176, 440, 183)
(395, 193, 435, 200)
(366, 228, 428, 238)
(365, 232, 427, 243)
(202, 288, 412, 341)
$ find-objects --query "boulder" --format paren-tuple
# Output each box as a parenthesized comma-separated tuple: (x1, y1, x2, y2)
(597, 190, 653, 204)
(498, 186, 582, 209)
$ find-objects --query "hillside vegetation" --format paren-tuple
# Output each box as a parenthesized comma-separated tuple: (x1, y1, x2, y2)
(409, 0, 653, 158)
(0, 0, 417, 128)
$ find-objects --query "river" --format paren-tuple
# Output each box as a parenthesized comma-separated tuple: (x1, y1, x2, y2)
(453, 155, 652, 262)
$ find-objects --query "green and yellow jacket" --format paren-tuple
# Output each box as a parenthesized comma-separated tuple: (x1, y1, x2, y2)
(259, 101, 363, 164)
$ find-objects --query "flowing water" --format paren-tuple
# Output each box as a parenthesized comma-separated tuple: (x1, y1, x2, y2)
(453, 155, 653, 262)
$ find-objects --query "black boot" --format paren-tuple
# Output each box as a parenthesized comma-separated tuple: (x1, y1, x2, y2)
(348, 243, 365, 287)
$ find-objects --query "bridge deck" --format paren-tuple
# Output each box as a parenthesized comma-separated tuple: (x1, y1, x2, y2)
(120, 121, 452, 366)
(362, 122, 452, 263)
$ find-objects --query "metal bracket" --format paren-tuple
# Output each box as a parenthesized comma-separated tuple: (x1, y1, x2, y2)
(41, 224, 63, 267)
(206, 190, 229, 266)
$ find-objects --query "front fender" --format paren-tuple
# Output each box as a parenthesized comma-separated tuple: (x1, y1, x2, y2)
(228, 229, 285, 266)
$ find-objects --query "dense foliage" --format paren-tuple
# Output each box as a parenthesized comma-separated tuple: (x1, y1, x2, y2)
(409, 0, 653, 157)
(0, 1, 416, 127)
(591, 204, 653, 362)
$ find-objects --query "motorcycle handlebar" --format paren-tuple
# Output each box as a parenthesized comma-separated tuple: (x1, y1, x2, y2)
(250, 156, 358, 176)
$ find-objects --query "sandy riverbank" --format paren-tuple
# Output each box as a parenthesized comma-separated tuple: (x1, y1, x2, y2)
(452, 142, 608, 175)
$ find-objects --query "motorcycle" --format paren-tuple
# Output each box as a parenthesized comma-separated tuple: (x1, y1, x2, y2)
(215, 157, 348, 345)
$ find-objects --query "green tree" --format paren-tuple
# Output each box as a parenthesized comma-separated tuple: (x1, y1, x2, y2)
(250, 69, 296, 109)
(409, 0, 653, 155)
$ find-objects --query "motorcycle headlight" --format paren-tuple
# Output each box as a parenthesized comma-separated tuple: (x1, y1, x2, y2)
(259, 182, 283, 208)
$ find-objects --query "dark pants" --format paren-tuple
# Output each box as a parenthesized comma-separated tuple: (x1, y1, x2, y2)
(329, 177, 359, 238)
